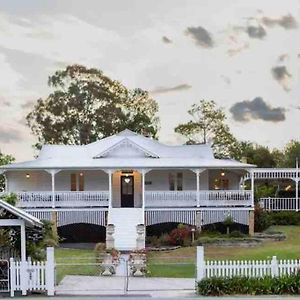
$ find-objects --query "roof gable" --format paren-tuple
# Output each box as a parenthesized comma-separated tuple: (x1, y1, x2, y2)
(93, 138, 160, 158)
(0, 199, 42, 227)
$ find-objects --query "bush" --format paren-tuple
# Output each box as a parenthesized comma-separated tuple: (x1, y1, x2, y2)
(269, 211, 300, 225)
(229, 230, 245, 238)
(197, 273, 300, 296)
(254, 205, 271, 232)
(167, 224, 191, 246)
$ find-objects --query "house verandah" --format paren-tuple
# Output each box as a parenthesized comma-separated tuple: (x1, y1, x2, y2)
(0, 129, 255, 250)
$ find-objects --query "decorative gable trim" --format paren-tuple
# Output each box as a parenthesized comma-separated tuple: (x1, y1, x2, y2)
(93, 138, 160, 159)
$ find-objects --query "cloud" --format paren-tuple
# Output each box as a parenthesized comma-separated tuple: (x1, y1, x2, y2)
(230, 97, 286, 122)
(162, 36, 172, 44)
(246, 24, 266, 39)
(150, 84, 192, 94)
(0, 127, 23, 143)
(262, 14, 298, 29)
(271, 65, 291, 91)
(185, 26, 214, 48)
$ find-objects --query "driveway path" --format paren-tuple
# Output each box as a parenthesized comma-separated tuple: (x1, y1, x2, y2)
(56, 275, 195, 296)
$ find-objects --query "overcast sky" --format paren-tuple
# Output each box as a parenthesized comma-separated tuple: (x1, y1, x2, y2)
(0, 0, 299, 161)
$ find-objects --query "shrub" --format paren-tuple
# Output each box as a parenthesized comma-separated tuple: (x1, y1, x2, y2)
(254, 204, 271, 232)
(229, 230, 245, 238)
(0, 193, 17, 206)
(197, 273, 300, 296)
(269, 211, 300, 225)
(167, 224, 191, 246)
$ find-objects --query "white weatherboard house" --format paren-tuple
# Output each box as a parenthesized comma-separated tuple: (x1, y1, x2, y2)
(0, 129, 255, 250)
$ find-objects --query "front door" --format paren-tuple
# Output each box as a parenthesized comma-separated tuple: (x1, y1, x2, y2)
(121, 175, 134, 207)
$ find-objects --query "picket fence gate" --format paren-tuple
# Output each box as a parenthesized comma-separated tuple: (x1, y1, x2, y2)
(9, 247, 54, 297)
(197, 247, 300, 281)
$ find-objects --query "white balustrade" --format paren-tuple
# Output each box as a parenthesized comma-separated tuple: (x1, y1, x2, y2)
(145, 191, 197, 207)
(145, 190, 252, 207)
(260, 197, 298, 211)
(1, 191, 109, 208)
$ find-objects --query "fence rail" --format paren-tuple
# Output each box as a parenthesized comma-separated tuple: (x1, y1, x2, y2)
(197, 247, 300, 281)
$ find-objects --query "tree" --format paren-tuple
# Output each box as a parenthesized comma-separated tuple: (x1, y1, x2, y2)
(175, 100, 240, 158)
(0, 152, 15, 192)
(26, 65, 159, 148)
(279, 140, 300, 167)
(238, 142, 277, 167)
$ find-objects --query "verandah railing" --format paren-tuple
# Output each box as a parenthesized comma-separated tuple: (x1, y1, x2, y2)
(145, 190, 252, 207)
(260, 197, 299, 211)
(0, 191, 109, 208)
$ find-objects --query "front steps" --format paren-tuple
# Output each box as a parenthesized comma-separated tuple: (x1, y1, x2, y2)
(107, 208, 144, 251)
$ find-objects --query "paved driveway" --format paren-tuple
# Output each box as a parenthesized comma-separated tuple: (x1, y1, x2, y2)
(56, 275, 195, 296)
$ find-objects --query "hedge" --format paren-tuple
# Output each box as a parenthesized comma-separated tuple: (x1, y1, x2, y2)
(197, 274, 300, 296)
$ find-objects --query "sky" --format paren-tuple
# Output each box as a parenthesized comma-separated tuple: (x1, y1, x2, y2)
(0, 0, 299, 161)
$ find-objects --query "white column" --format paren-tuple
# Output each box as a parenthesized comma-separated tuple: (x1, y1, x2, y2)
(142, 170, 145, 210)
(51, 171, 56, 209)
(296, 179, 299, 212)
(196, 170, 200, 207)
(108, 170, 112, 209)
(20, 221, 26, 261)
(251, 171, 254, 207)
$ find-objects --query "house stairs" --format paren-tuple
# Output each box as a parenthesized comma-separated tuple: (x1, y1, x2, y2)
(107, 208, 144, 251)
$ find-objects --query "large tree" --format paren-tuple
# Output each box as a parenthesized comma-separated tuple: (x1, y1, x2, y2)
(278, 140, 300, 167)
(238, 141, 277, 167)
(0, 152, 15, 192)
(27, 65, 159, 148)
(175, 100, 240, 158)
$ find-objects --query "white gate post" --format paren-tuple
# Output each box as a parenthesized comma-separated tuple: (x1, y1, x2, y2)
(10, 258, 15, 297)
(271, 256, 279, 277)
(196, 246, 205, 281)
(46, 247, 55, 296)
(20, 260, 28, 296)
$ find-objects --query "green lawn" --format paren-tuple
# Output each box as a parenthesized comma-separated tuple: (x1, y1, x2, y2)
(147, 226, 300, 277)
(55, 248, 99, 283)
(55, 226, 300, 280)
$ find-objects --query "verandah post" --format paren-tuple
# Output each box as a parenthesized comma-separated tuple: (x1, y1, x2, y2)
(196, 246, 205, 281)
(45, 247, 55, 296)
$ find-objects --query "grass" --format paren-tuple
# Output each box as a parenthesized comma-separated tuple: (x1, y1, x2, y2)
(55, 226, 300, 280)
(55, 248, 99, 283)
(147, 226, 300, 277)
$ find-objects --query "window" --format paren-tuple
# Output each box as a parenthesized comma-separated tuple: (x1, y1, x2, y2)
(169, 172, 183, 191)
(70, 173, 85, 191)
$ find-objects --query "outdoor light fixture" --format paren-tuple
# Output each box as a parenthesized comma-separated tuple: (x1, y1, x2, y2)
(285, 185, 292, 191)
(79, 173, 83, 177)
(124, 178, 131, 184)
(26, 174, 30, 179)
(221, 171, 225, 177)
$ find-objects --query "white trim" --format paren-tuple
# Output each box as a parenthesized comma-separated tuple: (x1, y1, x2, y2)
(0, 199, 42, 227)
(93, 138, 160, 158)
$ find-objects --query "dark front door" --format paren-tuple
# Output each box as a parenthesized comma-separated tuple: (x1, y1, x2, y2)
(121, 175, 134, 207)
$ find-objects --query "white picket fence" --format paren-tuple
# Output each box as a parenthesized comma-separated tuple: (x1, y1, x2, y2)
(197, 247, 300, 281)
(9, 247, 54, 297)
